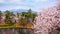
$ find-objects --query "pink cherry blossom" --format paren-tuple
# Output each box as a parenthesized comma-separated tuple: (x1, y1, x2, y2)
(34, 1, 60, 34)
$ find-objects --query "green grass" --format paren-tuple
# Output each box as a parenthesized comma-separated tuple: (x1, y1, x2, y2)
(0, 23, 33, 28)
(0, 24, 16, 28)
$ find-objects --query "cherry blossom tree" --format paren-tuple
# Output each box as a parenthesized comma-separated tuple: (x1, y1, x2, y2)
(34, 1, 60, 34)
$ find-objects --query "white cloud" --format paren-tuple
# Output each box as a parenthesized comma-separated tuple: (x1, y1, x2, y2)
(0, 0, 52, 12)
(1, 0, 21, 4)
(0, 0, 5, 3)
(40, 0, 49, 2)
(7, 0, 21, 3)
(33, 0, 49, 3)
(0, 0, 22, 4)
(0, 0, 49, 4)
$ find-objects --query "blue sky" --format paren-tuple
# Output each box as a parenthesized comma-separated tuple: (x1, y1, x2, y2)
(0, 0, 57, 12)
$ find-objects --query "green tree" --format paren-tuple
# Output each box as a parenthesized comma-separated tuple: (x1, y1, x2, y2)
(19, 17, 27, 26)
(19, 9, 37, 26)
(0, 11, 2, 17)
(27, 9, 37, 22)
(0, 11, 3, 23)
(4, 10, 15, 25)
(19, 12, 28, 26)
(0, 11, 3, 18)
(16, 12, 21, 18)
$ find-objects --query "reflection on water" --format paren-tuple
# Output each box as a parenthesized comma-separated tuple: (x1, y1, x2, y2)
(0, 28, 34, 34)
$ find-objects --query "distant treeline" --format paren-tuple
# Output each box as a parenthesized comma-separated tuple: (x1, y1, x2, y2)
(0, 9, 37, 25)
